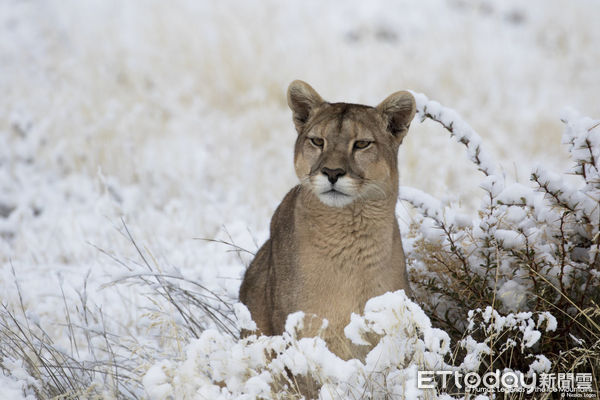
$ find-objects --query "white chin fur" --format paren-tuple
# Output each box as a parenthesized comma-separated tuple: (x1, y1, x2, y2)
(317, 191, 355, 207)
(311, 175, 356, 208)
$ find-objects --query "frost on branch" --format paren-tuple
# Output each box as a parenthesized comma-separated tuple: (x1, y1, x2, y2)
(411, 91, 498, 177)
(561, 107, 600, 187)
(460, 307, 557, 372)
(402, 98, 600, 381)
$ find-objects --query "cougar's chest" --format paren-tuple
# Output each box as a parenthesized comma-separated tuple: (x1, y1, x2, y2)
(293, 199, 398, 320)
(298, 219, 391, 269)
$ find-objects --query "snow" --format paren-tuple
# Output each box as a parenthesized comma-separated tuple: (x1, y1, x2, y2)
(458, 336, 490, 371)
(284, 311, 306, 338)
(141, 290, 453, 398)
(0, 360, 38, 400)
(1, 0, 598, 398)
(537, 312, 558, 332)
(494, 229, 525, 249)
(143, 361, 174, 400)
(233, 303, 257, 332)
(466, 306, 557, 357)
(400, 186, 444, 222)
(527, 355, 551, 377)
(497, 280, 528, 312)
(522, 327, 542, 348)
(412, 91, 498, 177)
(0, 374, 34, 400)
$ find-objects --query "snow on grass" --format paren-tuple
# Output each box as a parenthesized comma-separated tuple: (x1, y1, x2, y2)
(142, 291, 451, 399)
(1, 0, 599, 398)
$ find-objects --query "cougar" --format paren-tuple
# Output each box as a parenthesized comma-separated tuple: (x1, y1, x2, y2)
(239, 80, 415, 360)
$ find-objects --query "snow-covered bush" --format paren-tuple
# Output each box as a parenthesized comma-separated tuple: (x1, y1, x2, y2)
(403, 93, 600, 382)
(143, 291, 452, 399)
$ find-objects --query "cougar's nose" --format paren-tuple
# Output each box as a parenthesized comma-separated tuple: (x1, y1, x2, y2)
(321, 167, 346, 184)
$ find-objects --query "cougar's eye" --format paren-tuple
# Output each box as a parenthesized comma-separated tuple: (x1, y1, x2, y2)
(310, 137, 324, 148)
(353, 140, 372, 150)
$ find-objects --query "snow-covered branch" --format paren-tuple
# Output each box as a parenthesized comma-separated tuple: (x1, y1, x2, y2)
(411, 91, 498, 177)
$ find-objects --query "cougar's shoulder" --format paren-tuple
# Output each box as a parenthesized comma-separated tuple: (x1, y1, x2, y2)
(269, 185, 301, 242)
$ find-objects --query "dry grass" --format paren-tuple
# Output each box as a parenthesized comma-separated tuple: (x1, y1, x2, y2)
(0, 220, 242, 399)
(0, 266, 144, 399)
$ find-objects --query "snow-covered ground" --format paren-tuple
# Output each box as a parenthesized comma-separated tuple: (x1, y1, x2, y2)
(1, 0, 599, 398)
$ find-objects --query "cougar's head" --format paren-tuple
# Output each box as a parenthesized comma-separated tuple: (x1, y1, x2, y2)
(287, 80, 416, 208)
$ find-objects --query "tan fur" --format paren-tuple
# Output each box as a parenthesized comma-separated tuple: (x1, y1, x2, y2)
(239, 81, 415, 360)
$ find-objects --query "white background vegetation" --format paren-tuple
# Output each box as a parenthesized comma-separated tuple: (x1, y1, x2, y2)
(1, 0, 599, 399)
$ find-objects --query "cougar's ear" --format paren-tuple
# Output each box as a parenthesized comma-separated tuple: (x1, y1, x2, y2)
(376, 91, 416, 144)
(287, 80, 325, 134)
